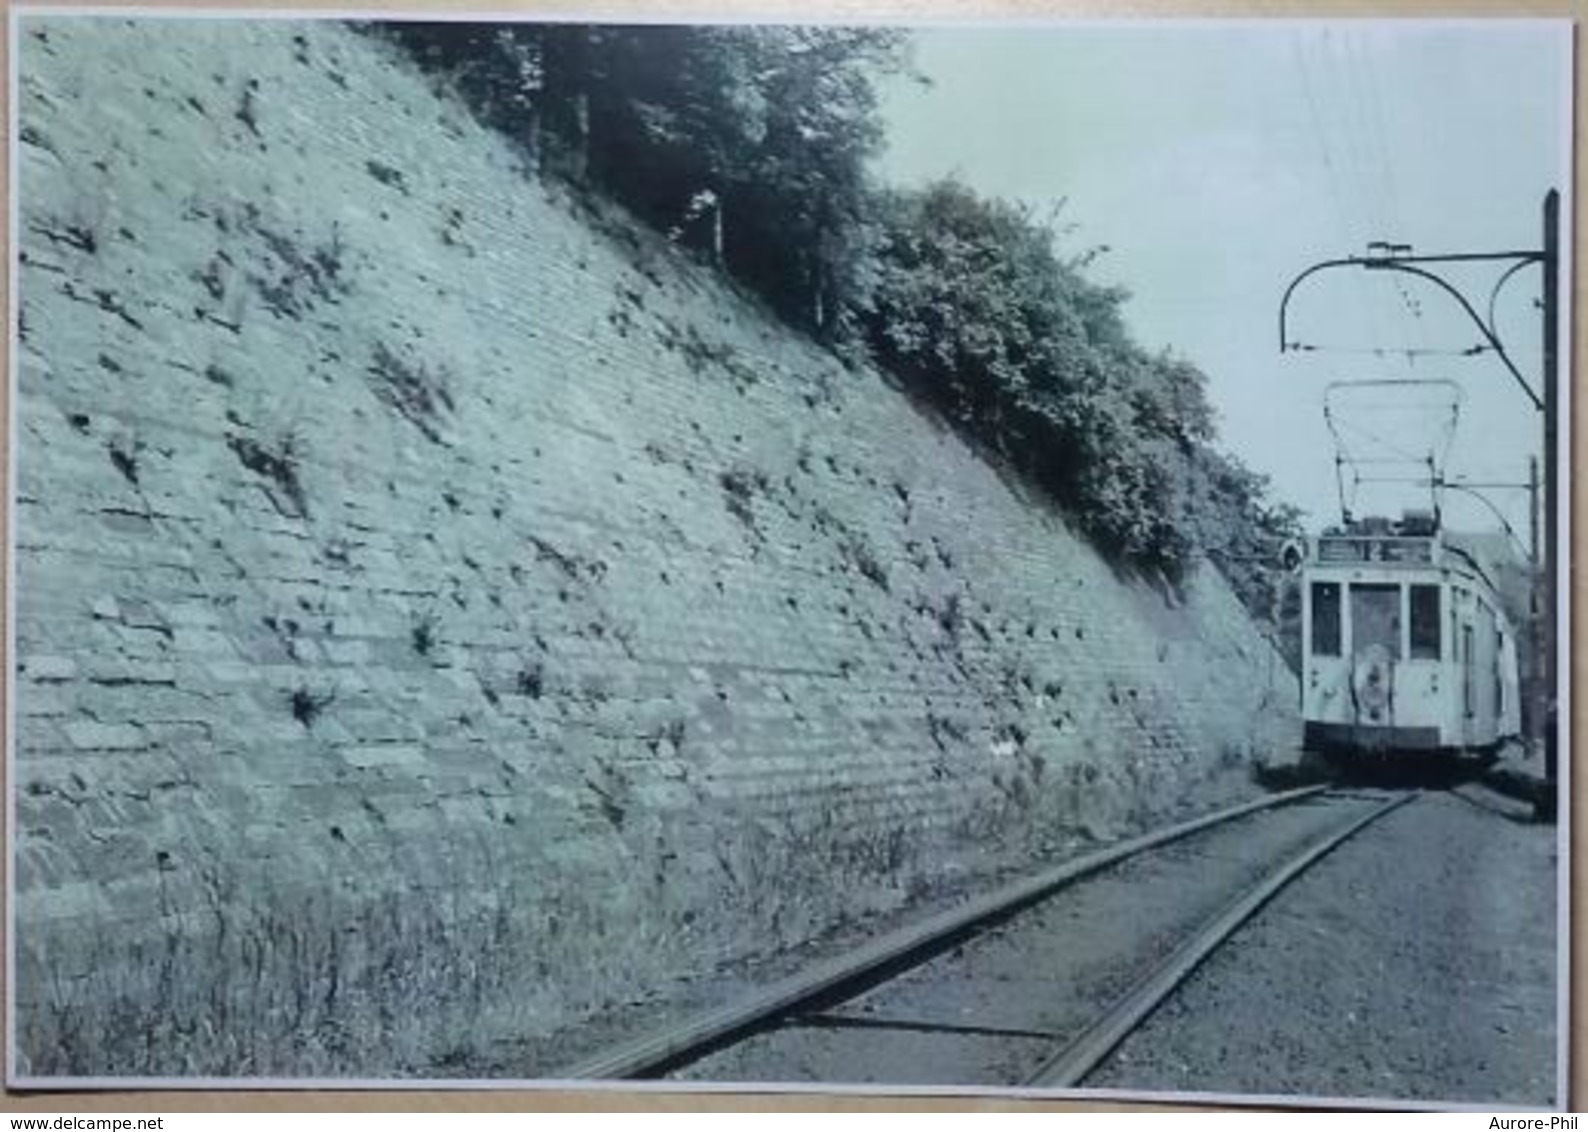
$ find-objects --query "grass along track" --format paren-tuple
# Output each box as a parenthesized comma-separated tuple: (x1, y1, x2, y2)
(557, 784, 1348, 1082)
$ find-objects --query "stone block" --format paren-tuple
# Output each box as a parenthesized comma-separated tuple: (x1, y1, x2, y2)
(24, 656, 78, 683)
(63, 721, 147, 751)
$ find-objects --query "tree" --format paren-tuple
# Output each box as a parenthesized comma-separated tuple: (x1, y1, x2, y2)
(381, 24, 1301, 624)
(388, 23, 912, 336)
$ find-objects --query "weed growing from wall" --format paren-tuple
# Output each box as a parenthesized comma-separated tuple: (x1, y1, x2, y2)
(226, 431, 309, 518)
(367, 342, 454, 443)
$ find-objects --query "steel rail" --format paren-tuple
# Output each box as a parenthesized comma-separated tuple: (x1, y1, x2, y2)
(556, 784, 1331, 1080)
(1024, 790, 1417, 1089)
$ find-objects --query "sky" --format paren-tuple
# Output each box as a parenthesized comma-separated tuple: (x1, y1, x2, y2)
(872, 20, 1569, 549)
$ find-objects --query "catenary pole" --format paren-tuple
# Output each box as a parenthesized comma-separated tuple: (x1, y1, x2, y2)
(1540, 189, 1558, 817)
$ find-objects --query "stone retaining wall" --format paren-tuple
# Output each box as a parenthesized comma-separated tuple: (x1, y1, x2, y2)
(14, 17, 1298, 1077)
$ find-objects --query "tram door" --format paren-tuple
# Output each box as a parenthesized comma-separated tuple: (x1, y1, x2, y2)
(1350, 583, 1400, 730)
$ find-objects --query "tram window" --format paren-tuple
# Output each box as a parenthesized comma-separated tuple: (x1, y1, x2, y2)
(1409, 584, 1441, 660)
(1496, 631, 1505, 714)
(1350, 583, 1402, 660)
(1311, 582, 1341, 657)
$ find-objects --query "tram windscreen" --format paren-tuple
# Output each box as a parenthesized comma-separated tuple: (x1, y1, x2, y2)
(1350, 583, 1402, 659)
(1310, 582, 1341, 657)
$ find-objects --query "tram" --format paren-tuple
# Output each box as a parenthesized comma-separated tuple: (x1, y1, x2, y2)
(1300, 509, 1521, 759)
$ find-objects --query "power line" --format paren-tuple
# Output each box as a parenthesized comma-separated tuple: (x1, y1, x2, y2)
(1293, 32, 1384, 349)
(1319, 28, 1397, 349)
(1347, 30, 1422, 322)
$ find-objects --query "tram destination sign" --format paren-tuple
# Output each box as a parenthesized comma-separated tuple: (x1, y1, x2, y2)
(1316, 536, 1436, 565)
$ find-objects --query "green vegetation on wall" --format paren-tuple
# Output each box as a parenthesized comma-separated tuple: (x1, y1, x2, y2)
(379, 21, 1302, 626)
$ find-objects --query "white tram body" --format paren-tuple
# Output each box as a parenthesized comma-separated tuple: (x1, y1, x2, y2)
(1301, 513, 1521, 757)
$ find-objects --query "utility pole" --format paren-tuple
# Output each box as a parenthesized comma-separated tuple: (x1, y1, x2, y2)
(1530, 456, 1541, 592)
(1278, 190, 1560, 817)
(1540, 189, 1559, 817)
(1530, 454, 1545, 787)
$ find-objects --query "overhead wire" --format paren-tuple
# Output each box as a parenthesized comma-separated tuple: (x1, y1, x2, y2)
(1319, 27, 1397, 352)
(1346, 29, 1422, 322)
(1287, 32, 1531, 539)
(1293, 27, 1430, 357)
(1334, 418, 1434, 466)
(1293, 31, 1383, 352)
(1322, 381, 1465, 520)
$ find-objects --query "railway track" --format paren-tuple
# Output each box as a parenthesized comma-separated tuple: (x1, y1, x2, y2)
(557, 785, 1417, 1089)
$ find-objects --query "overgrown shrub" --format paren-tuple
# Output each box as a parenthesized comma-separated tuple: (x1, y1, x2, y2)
(864, 179, 1299, 592)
